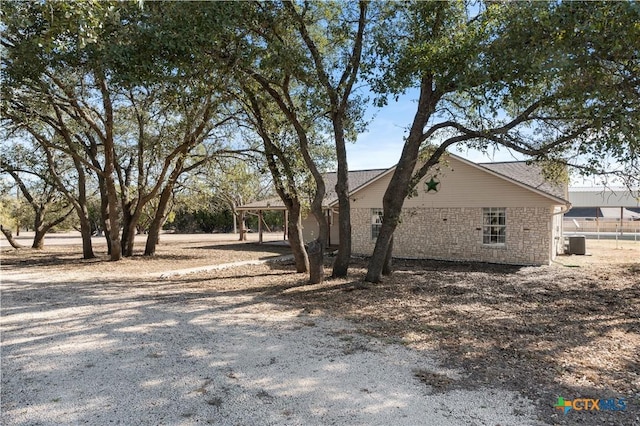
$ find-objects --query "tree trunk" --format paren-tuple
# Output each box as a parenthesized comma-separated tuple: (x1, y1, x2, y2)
(32, 228, 46, 250)
(31, 206, 74, 250)
(1, 225, 24, 249)
(121, 206, 143, 257)
(96, 69, 121, 261)
(239, 211, 246, 241)
(242, 79, 325, 282)
(307, 239, 324, 284)
(287, 203, 309, 273)
(144, 214, 163, 256)
(366, 215, 400, 283)
(94, 175, 112, 255)
(284, 1, 367, 278)
(63, 158, 95, 259)
(76, 173, 96, 259)
(144, 185, 173, 256)
(32, 210, 45, 249)
(122, 216, 137, 257)
(307, 201, 328, 284)
(78, 212, 95, 259)
(366, 76, 439, 283)
(143, 226, 160, 254)
(105, 182, 121, 261)
(382, 235, 393, 276)
(331, 121, 352, 278)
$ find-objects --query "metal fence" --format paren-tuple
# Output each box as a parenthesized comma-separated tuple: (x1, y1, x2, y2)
(564, 218, 640, 234)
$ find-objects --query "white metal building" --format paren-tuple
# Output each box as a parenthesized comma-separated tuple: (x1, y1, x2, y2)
(569, 187, 640, 208)
(565, 187, 640, 233)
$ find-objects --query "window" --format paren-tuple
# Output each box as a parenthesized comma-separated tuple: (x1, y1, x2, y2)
(371, 209, 383, 239)
(483, 207, 506, 245)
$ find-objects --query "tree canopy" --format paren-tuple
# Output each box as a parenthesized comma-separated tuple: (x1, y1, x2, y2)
(363, 0, 640, 282)
(1, 1, 637, 283)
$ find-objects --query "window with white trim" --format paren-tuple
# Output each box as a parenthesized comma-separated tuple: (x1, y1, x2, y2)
(482, 207, 506, 245)
(371, 208, 383, 239)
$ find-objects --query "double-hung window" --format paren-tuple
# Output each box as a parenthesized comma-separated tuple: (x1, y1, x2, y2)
(482, 207, 506, 245)
(371, 209, 383, 239)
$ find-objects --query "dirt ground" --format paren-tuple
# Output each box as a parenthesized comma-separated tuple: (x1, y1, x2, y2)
(2, 234, 638, 425)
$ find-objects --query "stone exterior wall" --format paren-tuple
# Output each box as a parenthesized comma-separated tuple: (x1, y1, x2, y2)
(352, 207, 552, 265)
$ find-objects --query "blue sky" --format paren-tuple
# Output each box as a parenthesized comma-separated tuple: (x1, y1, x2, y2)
(346, 91, 613, 188)
(347, 90, 527, 171)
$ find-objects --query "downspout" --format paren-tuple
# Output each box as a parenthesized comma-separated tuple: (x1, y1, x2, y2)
(552, 203, 572, 257)
(553, 203, 572, 217)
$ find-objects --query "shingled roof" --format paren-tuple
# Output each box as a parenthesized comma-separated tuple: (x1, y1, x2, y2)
(322, 168, 388, 205)
(238, 157, 568, 211)
(479, 161, 567, 201)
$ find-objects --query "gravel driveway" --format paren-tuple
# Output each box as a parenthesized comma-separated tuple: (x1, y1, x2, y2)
(1, 238, 543, 425)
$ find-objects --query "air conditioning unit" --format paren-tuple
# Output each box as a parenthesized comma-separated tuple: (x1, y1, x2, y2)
(567, 235, 586, 255)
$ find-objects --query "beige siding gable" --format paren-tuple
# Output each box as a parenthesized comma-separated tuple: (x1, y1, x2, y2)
(350, 156, 559, 209)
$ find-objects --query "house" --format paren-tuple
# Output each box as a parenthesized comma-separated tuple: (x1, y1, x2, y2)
(238, 153, 570, 265)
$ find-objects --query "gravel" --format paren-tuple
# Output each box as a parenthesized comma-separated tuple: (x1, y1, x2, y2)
(1, 245, 543, 425)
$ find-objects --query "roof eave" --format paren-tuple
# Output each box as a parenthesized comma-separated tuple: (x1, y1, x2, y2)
(328, 165, 397, 208)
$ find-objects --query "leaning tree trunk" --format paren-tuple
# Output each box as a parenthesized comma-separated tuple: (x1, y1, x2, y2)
(364, 150, 421, 282)
(365, 75, 442, 283)
(287, 202, 309, 273)
(31, 206, 74, 250)
(32, 227, 47, 250)
(144, 184, 174, 256)
(382, 235, 393, 276)
(365, 136, 424, 282)
(144, 211, 164, 256)
(1, 224, 24, 249)
(366, 214, 400, 283)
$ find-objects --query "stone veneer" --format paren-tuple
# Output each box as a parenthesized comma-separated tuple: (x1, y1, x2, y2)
(352, 207, 552, 265)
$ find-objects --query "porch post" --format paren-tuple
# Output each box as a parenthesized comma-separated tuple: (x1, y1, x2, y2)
(284, 209, 288, 240)
(326, 209, 331, 246)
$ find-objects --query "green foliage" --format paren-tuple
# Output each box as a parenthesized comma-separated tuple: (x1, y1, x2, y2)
(167, 208, 233, 234)
(166, 206, 283, 234)
(0, 194, 19, 230)
(367, 1, 639, 186)
(3, 0, 638, 256)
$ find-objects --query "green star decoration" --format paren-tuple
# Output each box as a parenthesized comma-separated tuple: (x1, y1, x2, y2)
(426, 177, 440, 192)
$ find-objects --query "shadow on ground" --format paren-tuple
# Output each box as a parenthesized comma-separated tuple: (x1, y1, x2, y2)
(2, 261, 541, 425)
(2, 249, 638, 425)
(271, 258, 640, 426)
